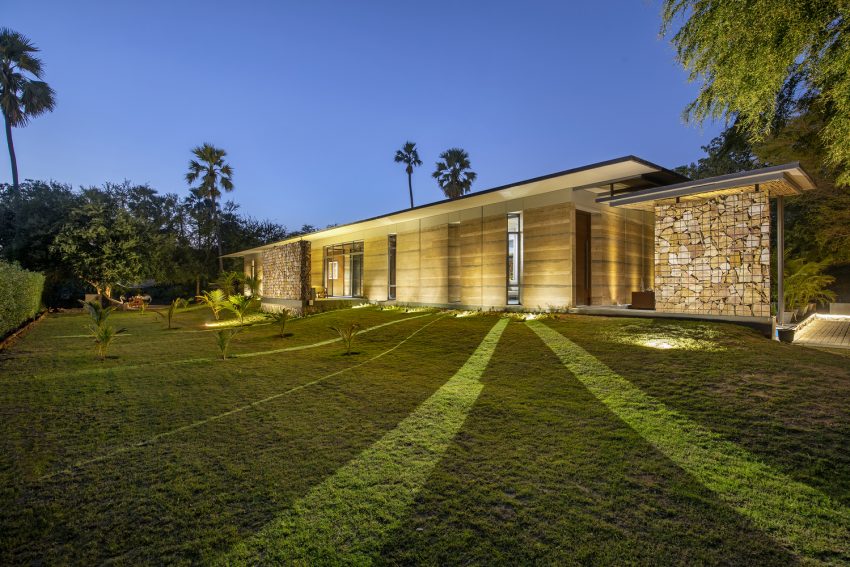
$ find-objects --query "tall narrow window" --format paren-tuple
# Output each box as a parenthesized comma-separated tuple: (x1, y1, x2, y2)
(387, 234, 397, 300)
(507, 213, 522, 305)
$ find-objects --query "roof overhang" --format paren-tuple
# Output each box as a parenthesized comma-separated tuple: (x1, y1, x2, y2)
(224, 155, 686, 258)
(595, 163, 815, 209)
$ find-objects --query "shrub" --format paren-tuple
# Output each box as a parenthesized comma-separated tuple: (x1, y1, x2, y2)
(154, 298, 189, 329)
(215, 328, 242, 360)
(223, 295, 260, 326)
(0, 260, 45, 338)
(784, 258, 837, 314)
(330, 322, 361, 355)
(196, 289, 227, 320)
(81, 299, 126, 360)
(264, 309, 290, 338)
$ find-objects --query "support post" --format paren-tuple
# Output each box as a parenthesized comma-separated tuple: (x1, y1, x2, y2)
(776, 195, 785, 326)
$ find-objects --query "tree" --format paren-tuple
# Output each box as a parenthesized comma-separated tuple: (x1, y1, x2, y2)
(661, 1, 850, 184)
(754, 105, 850, 265)
(186, 143, 234, 272)
(674, 122, 760, 180)
(433, 148, 476, 199)
(394, 141, 422, 208)
(0, 29, 56, 193)
(51, 188, 146, 298)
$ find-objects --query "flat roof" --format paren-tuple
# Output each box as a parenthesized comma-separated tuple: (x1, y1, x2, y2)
(224, 155, 686, 257)
(595, 162, 816, 208)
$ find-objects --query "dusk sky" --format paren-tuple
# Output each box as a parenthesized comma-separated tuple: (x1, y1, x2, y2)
(6, 0, 722, 234)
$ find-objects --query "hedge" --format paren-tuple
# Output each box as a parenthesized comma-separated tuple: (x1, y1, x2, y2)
(0, 260, 45, 338)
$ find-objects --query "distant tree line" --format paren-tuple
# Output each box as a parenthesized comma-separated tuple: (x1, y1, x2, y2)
(0, 179, 315, 306)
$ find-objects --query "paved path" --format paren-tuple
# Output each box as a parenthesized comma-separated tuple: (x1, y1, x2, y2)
(794, 315, 850, 349)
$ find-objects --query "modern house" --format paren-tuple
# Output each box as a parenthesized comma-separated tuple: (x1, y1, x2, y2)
(224, 156, 814, 328)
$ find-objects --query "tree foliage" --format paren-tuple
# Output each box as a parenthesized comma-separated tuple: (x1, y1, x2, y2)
(433, 148, 476, 199)
(674, 122, 760, 180)
(754, 105, 850, 265)
(51, 188, 146, 296)
(662, 0, 850, 184)
(0, 179, 295, 305)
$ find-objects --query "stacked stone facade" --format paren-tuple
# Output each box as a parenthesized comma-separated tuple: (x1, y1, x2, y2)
(261, 241, 311, 300)
(654, 190, 770, 317)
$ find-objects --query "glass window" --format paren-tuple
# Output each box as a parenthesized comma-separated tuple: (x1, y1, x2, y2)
(507, 213, 521, 305)
(387, 234, 397, 300)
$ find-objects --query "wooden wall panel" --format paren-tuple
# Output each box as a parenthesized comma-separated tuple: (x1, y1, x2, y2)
(447, 223, 461, 303)
(396, 223, 420, 302)
(459, 215, 483, 306)
(522, 203, 574, 309)
(363, 235, 388, 300)
(482, 213, 507, 307)
(419, 224, 448, 304)
(591, 208, 653, 305)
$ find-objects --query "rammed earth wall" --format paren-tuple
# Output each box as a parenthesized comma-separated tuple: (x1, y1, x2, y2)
(654, 190, 770, 317)
(261, 241, 311, 300)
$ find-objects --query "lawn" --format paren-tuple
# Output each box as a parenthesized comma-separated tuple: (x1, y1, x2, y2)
(1, 306, 849, 565)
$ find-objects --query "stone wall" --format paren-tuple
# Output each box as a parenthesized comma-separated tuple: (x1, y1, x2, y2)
(654, 190, 770, 317)
(261, 241, 311, 300)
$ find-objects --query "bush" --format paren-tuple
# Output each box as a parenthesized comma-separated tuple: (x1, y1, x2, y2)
(0, 260, 45, 338)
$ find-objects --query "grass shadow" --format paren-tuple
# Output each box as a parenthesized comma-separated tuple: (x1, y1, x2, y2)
(0, 316, 498, 564)
(547, 315, 850, 508)
(378, 322, 797, 565)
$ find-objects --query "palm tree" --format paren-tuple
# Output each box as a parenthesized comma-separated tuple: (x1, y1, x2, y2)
(0, 29, 56, 193)
(394, 141, 422, 208)
(186, 143, 234, 271)
(432, 148, 476, 199)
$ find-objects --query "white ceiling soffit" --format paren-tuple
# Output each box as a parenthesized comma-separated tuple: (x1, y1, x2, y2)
(225, 157, 665, 257)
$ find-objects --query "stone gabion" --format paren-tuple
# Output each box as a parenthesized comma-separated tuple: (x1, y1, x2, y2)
(261, 241, 311, 300)
(654, 190, 770, 317)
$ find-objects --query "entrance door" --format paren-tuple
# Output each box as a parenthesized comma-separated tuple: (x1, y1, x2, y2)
(575, 211, 591, 305)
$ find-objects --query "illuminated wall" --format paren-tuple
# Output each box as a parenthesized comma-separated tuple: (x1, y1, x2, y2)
(654, 190, 770, 317)
(590, 207, 654, 305)
(261, 241, 311, 300)
(260, 189, 658, 310)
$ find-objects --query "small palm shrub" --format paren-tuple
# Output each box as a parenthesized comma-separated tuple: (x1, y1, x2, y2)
(215, 327, 242, 360)
(224, 295, 260, 326)
(91, 324, 126, 360)
(265, 309, 290, 338)
(196, 289, 227, 320)
(155, 298, 189, 329)
(330, 322, 361, 355)
(81, 299, 126, 360)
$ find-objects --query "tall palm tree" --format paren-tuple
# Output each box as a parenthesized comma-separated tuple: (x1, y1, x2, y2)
(394, 141, 422, 208)
(432, 148, 476, 199)
(0, 29, 56, 193)
(185, 143, 234, 271)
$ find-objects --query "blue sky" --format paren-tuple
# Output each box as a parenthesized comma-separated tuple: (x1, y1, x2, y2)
(5, 0, 721, 231)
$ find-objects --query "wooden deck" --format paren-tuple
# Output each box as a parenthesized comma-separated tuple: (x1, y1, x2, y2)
(793, 316, 850, 349)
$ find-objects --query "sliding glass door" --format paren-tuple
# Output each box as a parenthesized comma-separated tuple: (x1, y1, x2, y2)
(323, 241, 364, 297)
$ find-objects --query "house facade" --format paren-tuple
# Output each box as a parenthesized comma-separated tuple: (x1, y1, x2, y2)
(225, 156, 814, 323)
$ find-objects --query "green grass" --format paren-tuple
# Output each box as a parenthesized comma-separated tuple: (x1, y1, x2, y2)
(1, 307, 849, 564)
(528, 320, 850, 563)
